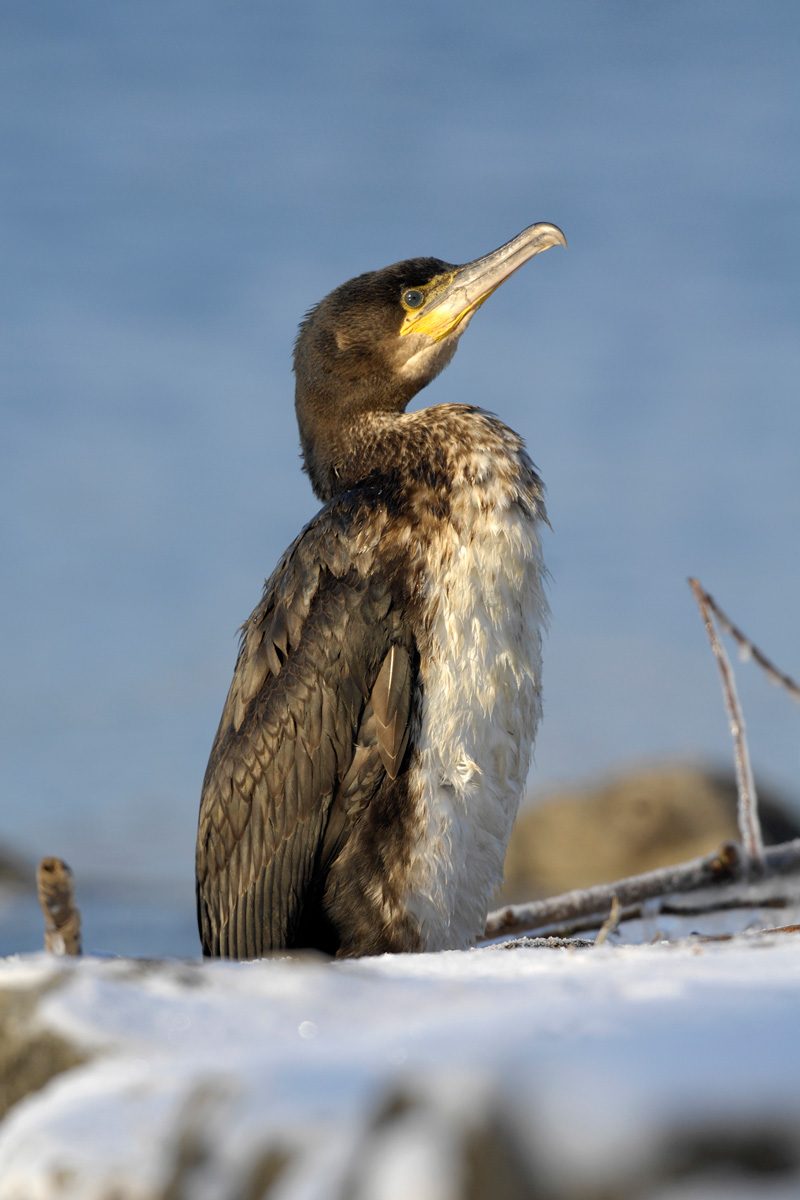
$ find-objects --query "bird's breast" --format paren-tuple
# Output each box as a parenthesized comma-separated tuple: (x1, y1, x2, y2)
(397, 415, 548, 950)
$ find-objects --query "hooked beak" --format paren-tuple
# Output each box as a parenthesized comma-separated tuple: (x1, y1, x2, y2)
(400, 222, 567, 341)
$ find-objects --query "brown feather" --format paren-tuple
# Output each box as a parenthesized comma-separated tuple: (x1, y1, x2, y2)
(371, 644, 412, 780)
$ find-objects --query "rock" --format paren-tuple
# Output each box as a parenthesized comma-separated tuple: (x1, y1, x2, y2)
(501, 764, 800, 903)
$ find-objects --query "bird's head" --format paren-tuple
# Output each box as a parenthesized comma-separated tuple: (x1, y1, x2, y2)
(293, 222, 566, 499)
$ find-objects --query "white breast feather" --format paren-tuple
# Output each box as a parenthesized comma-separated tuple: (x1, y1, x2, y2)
(404, 456, 547, 950)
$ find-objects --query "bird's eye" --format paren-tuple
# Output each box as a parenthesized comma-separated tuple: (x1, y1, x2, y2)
(403, 289, 425, 309)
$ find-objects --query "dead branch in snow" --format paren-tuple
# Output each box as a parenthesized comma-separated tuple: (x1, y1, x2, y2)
(37, 857, 82, 956)
(593, 894, 620, 945)
(484, 837, 800, 941)
(698, 586, 800, 705)
(690, 578, 764, 869)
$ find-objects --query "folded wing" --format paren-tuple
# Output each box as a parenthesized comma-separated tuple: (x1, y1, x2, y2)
(196, 503, 414, 958)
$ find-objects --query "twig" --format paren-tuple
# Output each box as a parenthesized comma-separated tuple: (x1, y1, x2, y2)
(689, 578, 764, 870)
(37, 857, 82, 956)
(594, 895, 620, 945)
(659, 895, 787, 916)
(485, 837, 800, 941)
(700, 588, 800, 704)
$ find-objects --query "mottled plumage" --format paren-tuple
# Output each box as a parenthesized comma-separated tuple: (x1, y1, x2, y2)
(196, 223, 565, 958)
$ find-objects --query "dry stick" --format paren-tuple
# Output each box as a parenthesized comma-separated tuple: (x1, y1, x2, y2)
(37, 857, 82, 956)
(700, 588, 800, 705)
(594, 894, 620, 946)
(689, 578, 765, 870)
(484, 838, 800, 941)
(488, 584, 793, 945)
(486, 840, 738, 939)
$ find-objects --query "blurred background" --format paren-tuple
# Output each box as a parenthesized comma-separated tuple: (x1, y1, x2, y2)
(2, 1, 799, 956)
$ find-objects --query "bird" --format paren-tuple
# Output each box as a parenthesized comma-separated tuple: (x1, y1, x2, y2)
(196, 221, 566, 959)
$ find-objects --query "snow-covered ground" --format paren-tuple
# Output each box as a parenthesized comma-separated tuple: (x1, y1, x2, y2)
(2, 923, 800, 1199)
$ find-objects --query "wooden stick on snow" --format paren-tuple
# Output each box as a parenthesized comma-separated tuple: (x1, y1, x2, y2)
(689, 578, 764, 870)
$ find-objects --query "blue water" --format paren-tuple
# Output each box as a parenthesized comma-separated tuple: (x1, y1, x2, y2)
(2, 2, 800, 957)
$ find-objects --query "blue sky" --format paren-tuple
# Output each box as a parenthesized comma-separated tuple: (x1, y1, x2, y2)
(2, 2, 799, 952)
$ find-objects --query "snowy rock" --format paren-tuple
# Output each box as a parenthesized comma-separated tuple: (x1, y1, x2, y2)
(1, 935, 800, 1199)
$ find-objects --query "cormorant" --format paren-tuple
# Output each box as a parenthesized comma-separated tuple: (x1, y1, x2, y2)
(196, 222, 566, 958)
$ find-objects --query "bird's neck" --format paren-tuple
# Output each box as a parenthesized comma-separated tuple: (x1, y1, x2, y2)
(295, 366, 422, 502)
(299, 407, 408, 502)
(298, 403, 541, 534)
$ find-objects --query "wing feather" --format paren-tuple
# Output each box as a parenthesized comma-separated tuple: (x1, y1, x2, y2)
(372, 645, 412, 779)
(196, 497, 415, 958)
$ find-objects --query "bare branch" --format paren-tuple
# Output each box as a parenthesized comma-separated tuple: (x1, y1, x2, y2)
(486, 838, 800, 941)
(37, 857, 82, 956)
(689, 578, 764, 869)
(594, 895, 620, 946)
(485, 840, 745, 940)
(700, 587, 800, 704)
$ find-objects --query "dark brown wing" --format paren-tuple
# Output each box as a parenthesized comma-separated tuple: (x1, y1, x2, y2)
(195, 500, 414, 958)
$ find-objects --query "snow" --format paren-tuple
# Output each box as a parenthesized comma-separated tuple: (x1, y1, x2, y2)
(2, 933, 800, 1198)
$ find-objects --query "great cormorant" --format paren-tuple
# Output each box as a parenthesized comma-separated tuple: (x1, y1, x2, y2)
(196, 222, 566, 958)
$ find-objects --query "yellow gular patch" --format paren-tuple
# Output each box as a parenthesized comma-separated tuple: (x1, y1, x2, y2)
(399, 278, 503, 342)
